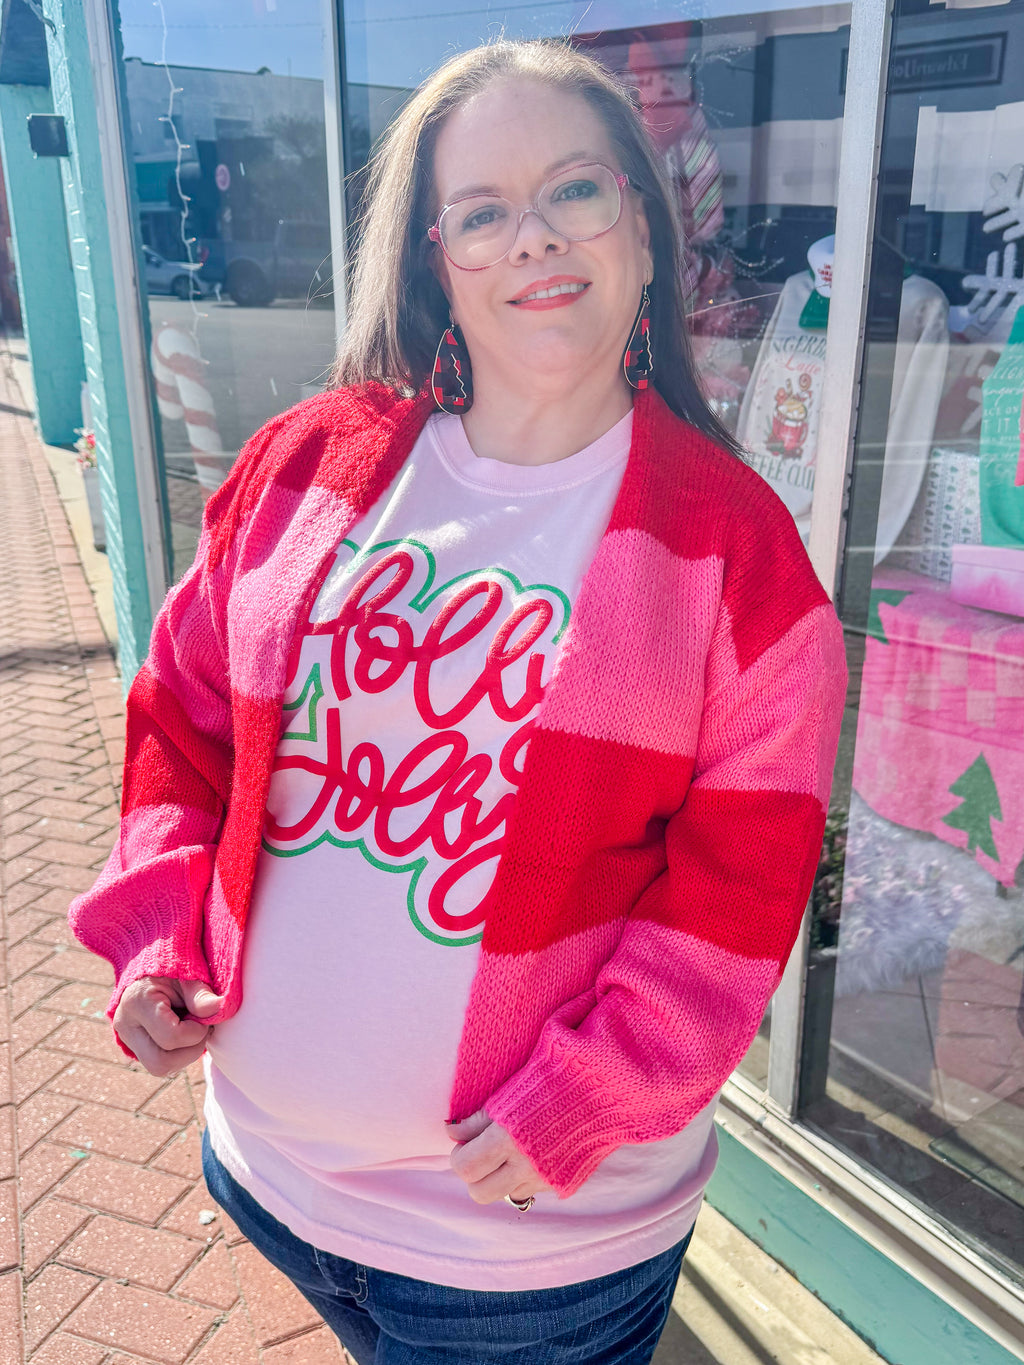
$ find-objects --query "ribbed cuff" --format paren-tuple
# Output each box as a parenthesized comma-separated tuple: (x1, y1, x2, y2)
(485, 1037, 632, 1198)
(67, 842, 217, 1058)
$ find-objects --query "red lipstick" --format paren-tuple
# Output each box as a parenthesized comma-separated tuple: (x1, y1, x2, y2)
(509, 275, 591, 310)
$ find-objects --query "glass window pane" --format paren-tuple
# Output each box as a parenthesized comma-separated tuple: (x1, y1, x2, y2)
(117, 0, 338, 575)
(342, 0, 855, 1093)
(803, 0, 1024, 1284)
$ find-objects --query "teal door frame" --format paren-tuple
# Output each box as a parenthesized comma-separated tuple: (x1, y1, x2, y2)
(41, 0, 168, 681)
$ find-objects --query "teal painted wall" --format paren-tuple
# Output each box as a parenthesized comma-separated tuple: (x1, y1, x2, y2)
(41, 0, 156, 678)
(0, 82, 85, 444)
(707, 1127, 1022, 1365)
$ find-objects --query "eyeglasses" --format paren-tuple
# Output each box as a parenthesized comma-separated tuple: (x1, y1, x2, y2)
(427, 162, 630, 271)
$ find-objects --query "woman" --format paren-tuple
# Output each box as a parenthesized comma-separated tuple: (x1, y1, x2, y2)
(69, 39, 847, 1365)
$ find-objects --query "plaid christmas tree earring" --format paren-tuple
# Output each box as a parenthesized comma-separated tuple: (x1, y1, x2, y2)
(432, 317, 473, 413)
(623, 284, 654, 390)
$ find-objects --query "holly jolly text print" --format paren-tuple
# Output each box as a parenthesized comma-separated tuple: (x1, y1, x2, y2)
(262, 538, 570, 946)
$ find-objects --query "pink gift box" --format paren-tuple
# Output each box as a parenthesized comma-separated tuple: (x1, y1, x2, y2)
(950, 544, 1024, 618)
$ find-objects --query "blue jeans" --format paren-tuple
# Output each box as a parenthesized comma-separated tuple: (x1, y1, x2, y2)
(201, 1130, 693, 1363)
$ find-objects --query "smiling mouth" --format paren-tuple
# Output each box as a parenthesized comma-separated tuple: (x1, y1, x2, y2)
(511, 282, 591, 304)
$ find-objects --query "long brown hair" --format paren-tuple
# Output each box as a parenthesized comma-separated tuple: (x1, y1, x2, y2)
(332, 38, 739, 455)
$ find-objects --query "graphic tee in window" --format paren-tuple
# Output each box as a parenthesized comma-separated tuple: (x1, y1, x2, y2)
(203, 409, 720, 1289)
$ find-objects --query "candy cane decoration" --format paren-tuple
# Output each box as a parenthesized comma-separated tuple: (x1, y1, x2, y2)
(151, 324, 233, 497)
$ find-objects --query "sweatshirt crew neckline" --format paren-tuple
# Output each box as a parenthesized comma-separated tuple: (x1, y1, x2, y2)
(428, 409, 632, 494)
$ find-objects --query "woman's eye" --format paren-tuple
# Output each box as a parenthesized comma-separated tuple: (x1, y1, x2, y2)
(460, 204, 505, 233)
(552, 179, 598, 203)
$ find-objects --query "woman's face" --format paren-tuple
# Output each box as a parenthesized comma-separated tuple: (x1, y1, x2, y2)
(430, 79, 653, 396)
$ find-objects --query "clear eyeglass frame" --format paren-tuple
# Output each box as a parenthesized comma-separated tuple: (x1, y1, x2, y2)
(427, 161, 631, 271)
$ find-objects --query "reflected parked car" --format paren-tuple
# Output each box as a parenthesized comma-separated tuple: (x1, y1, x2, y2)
(142, 246, 210, 299)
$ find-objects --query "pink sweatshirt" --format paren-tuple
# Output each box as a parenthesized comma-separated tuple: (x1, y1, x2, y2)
(203, 411, 720, 1288)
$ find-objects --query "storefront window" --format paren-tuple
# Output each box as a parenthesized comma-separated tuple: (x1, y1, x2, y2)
(117, 0, 338, 573)
(804, 0, 1024, 1283)
(342, 0, 855, 1091)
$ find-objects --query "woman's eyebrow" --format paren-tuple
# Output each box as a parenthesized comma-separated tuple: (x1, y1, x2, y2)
(445, 151, 595, 203)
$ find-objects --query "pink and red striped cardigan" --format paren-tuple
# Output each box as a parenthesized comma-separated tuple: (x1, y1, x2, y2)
(69, 382, 847, 1197)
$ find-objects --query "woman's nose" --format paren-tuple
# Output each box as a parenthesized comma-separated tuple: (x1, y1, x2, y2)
(508, 207, 569, 262)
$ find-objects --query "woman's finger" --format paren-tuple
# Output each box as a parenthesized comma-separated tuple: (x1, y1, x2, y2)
(445, 1109, 491, 1143)
(177, 979, 225, 1019)
(463, 1159, 519, 1205)
(117, 1024, 209, 1078)
(448, 1124, 509, 1184)
(130, 990, 211, 1052)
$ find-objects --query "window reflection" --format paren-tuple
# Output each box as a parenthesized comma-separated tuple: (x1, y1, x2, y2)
(118, 0, 337, 574)
(805, 0, 1024, 1283)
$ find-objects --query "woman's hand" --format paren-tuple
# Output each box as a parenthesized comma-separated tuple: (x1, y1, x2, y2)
(446, 1110, 552, 1205)
(112, 977, 224, 1077)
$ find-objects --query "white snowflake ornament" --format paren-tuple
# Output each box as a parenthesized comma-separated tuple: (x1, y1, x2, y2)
(983, 163, 1024, 243)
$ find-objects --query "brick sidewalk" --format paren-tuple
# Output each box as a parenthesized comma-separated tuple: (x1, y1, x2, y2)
(0, 368, 347, 1362)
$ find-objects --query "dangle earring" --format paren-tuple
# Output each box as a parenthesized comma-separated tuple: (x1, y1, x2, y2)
(432, 315, 473, 414)
(623, 284, 654, 390)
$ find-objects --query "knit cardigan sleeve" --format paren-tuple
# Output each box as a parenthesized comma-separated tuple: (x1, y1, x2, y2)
(67, 425, 274, 1050)
(486, 494, 848, 1195)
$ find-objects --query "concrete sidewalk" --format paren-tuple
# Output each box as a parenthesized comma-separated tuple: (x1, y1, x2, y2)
(0, 336, 887, 1365)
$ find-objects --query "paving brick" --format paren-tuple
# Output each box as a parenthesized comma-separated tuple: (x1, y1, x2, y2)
(22, 725, 92, 747)
(21, 742, 95, 768)
(189, 1306, 260, 1365)
(24, 1263, 96, 1353)
(17, 1091, 79, 1151)
(0, 1268, 23, 1365)
(32, 918, 78, 948)
(58, 1154, 189, 1225)
(28, 862, 98, 894)
(151, 1123, 203, 1180)
(11, 972, 62, 1016)
(4, 878, 48, 912)
(262, 1325, 347, 1363)
(26, 796, 106, 822)
(18, 1142, 80, 1210)
(49, 1059, 164, 1111)
(14, 1047, 71, 1103)
(22, 817, 109, 846)
(159, 1182, 227, 1241)
(11, 1006, 61, 1058)
(3, 829, 43, 859)
(231, 1240, 322, 1346)
(0, 1106, 14, 1179)
(31, 885, 85, 917)
(0, 1043, 10, 1104)
(61, 1213, 202, 1290)
(39, 949, 113, 988)
(29, 840, 107, 870)
(0, 1180, 18, 1272)
(6, 905, 54, 946)
(51, 1103, 178, 1165)
(63, 1279, 217, 1363)
(2, 807, 39, 833)
(174, 1237, 238, 1309)
(29, 1332, 107, 1365)
(7, 939, 55, 979)
(34, 981, 109, 1021)
(46, 1016, 124, 1065)
(24, 780, 107, 806)
(22, 1198, 92, 1276)
(142, 1076, 195, 1126)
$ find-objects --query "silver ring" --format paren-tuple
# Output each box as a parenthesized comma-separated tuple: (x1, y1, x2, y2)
(504, 1194, 535, 1211)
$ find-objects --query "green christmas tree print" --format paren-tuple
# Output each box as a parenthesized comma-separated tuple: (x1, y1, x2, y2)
(941, 754, 1002, 860)
(866, 588, 911, 644)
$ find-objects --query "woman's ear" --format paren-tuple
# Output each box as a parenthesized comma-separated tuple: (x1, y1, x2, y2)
(430, 246, 453, 309)
(633, 197, 654, 282)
